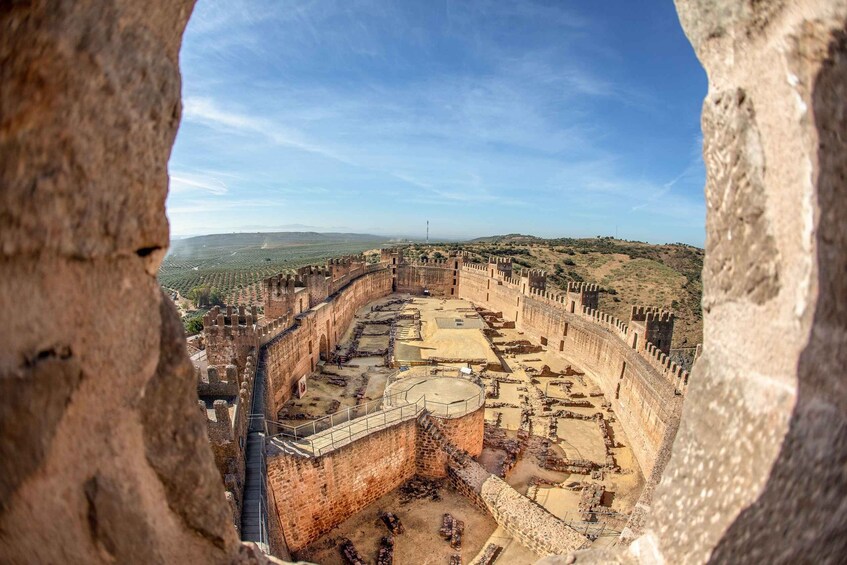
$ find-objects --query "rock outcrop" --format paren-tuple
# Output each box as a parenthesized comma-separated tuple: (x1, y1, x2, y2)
(0, 1, 243, 562)
(548, 1, 847, 563)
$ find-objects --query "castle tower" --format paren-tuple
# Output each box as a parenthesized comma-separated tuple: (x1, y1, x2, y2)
(629, 306, 675, 355)
(380, 247, 403, 266)
(263, 274, 302, 319)
(523, 268, 547, 292)
(489, 256, 513, 279)
(566, 282, 599, 312)
(297, 265, 330, 308)
(203, 305, 259, 370)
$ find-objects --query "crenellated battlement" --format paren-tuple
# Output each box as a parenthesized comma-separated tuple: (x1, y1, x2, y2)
(522, 268, 547, 291)
(380, 247, 404, 265)
(297, 265, 331, 278)
(463, 262, 488, 272)
(641, 340, 690, 394)
(202, 304, 258, 329)
(629, 305, 675, 355)
(265, 273, 304, 296)
(489, 256, 513, 279)
(630, 305, 673, 323)
(196, 363, 239, 397)
(407, 258, 453, 266)
(567, 282, 599, 294)
(196, 352, 258, 533)
(203, 305, 260, 369)
(327, 254, 363, 266)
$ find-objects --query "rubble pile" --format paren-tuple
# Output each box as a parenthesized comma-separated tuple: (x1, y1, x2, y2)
(398, 476, 442, 504)
(545, 454, 598, 475)
(380, 512, 405, 535)
(375, 536, 394, 565)
(339, 538, 365, 565)
(483, 425, 523, 476)
(578, 483, 606, 520)
(476, 544, 504, 565)
(487, 401, 519, 409)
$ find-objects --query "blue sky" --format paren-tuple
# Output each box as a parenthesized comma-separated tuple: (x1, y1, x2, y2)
(169, 0, 707, 245)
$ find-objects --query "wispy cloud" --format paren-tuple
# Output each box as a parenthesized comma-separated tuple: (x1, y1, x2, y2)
(170, 172, 229, 195)
(168, 0, 707, 244)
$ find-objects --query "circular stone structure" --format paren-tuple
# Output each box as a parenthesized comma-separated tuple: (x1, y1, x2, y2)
(385, 375, 484, 418)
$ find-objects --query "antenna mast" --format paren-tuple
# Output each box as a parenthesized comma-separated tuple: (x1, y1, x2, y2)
(426, 220, 429, 244)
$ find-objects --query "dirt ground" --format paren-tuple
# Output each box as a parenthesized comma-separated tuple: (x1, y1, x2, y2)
(478, 316, 646, 538)
(296, 481, 497, 565)
(394, 298, 500, 366)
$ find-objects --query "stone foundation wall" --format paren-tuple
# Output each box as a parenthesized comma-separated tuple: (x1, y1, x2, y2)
(416, 407, 485, 478)
(266, 418, 418, 553)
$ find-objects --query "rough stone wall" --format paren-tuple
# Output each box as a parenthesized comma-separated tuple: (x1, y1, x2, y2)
(0, 1, 248, 562)
(395, 261, 461, 297)
(632, 2, 847, 563)
(266, 418, 418, 553)
(415, 407, 485, 478)
(479, 475, 591, 556)
(263, 269, 392, 416)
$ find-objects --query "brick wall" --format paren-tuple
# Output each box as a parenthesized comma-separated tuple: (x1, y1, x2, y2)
(267, 419, 418, 553)
(395, 262, 461, 297)
(416, 407, 485, 478)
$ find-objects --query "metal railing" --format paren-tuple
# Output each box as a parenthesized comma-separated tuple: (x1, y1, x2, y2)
(269, 381, 485, 457)
(271, 397, 424, 456)
(272, 391, 410, 440)
(385, 387, 486, 419)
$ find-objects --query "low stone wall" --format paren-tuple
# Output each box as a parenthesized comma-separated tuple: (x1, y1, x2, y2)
(480, 475, 591, 556)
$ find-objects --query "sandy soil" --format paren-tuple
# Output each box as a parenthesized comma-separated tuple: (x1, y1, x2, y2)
(395, 298, 500, 365)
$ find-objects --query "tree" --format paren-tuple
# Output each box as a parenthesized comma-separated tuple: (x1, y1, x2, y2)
(183, 315, 204, 335)
(189, 284, 224, 308)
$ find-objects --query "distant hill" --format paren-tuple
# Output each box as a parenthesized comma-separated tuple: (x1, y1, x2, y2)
(403, 236, 704, 350)
(167, 231, 390, 258)
(468, 234, 543, 244)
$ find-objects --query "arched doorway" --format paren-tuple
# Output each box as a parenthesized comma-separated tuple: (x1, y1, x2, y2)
(319, 334, 329, 362)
